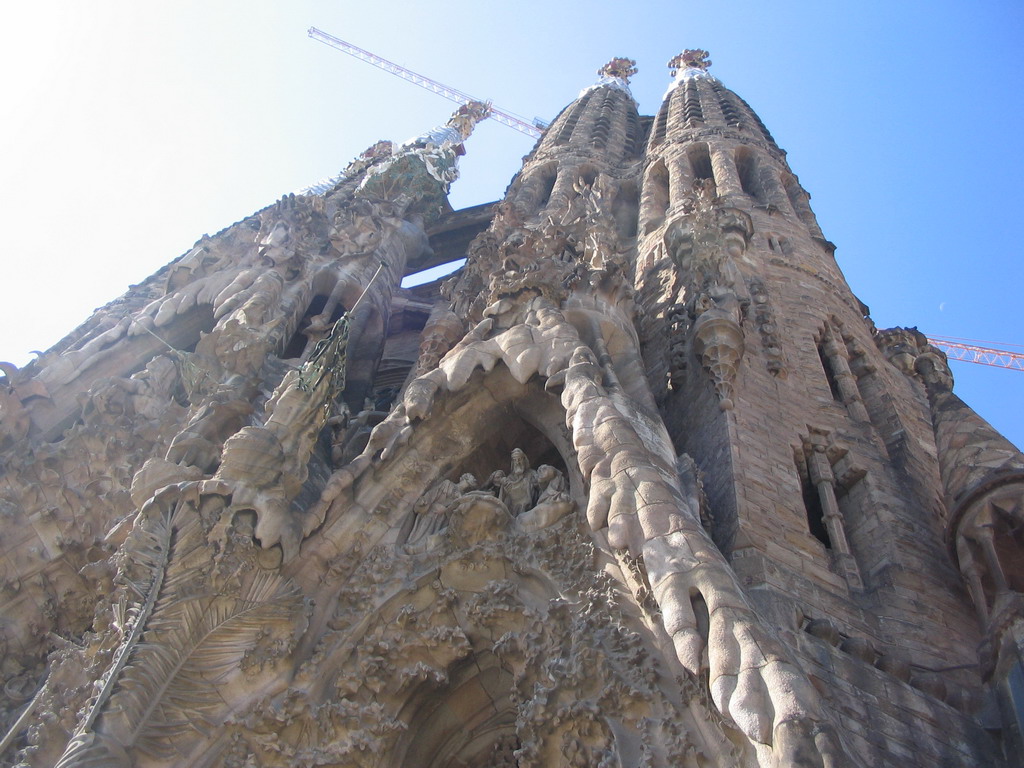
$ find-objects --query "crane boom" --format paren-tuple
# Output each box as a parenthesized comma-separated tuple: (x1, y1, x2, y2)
(308, 27, 542, 138)
(927, 337, 1024, 371)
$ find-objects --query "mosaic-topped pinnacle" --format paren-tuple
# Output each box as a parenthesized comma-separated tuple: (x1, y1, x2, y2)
(598, 57, 638, 83)
(454, 100, 492, 125)
(448, 100, 492, 142)
(668, 49, 711, 76)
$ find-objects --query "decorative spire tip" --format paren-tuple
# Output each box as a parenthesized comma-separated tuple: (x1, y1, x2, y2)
(598, 57, 638, 83)
(668, 49, 711, 76)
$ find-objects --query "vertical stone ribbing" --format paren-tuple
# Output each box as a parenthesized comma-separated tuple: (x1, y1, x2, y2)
(636, 55, 988, 764)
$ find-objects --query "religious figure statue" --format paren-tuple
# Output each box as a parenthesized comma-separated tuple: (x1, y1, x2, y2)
(516, 463, 575, 531)
(403, 451, 576, 552)
(404, 473, 478, 552)
(488, 448, 538, 517)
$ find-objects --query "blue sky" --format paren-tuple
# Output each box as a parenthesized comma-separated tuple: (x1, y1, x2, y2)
(1, 0, 1021, 447)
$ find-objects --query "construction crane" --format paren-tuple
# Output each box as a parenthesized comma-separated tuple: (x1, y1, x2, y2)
(307, 30, 1021, 374)
(308, 27, 543, 138)
(927, 336, 1024, 372)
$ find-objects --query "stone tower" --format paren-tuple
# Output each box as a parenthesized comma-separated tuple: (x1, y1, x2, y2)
(0, 51, 1021, 767)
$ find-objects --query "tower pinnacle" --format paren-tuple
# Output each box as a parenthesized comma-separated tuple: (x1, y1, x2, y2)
(668, 49, 712, 75)
(579, 56, 637, 100)
(598, 57, 638, 83)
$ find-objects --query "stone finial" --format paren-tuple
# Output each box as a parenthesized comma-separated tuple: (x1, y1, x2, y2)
(445, 100, 492, 143)
(598, 57, 638, 82)
(358, 139, 394, 162)
(453, 100, 491, 126)
(669, 49, 711, 76)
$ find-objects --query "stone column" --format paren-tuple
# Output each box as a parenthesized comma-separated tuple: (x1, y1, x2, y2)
(639, 160, 671, 236)
(758, 162, 796, 213)
(710, 144, 743, 198)
(972, 522, 1010, 594)
(809, 445, 864, 591)
(823, 330, 870, 422)
(668, 155, 694, 211)
(956, 536, 990, 623)
(547, 165, 581, 220)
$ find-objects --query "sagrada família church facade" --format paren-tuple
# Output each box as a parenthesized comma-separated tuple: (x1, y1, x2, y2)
(1, 50, 1022, 767)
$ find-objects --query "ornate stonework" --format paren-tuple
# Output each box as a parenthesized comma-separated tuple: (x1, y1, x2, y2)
(0, 53, 1020, 768)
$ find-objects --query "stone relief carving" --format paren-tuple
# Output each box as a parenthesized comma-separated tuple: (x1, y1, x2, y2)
(319, 290, 853, 766)
(690, 285, 745, 410)
(403, 450, 576, 554)
(403, 472, 478, 552)
(0, 102, 493, 766)
(746, 277, 786, 378)
(661, 184, 754, 409)
(5, 57, 995, 767)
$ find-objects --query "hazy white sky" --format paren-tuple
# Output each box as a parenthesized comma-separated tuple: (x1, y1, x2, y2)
(1, 0, 1021, 446)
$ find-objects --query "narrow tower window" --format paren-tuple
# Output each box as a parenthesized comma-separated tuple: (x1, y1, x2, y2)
(766, 233, 789, 254)
(614, 181, 639, 239)
(734, 147, 767, 203)
(589, 91, 618, 149)
(517, 162, 558, 215)
(623, 110, 641, 157)
(818, 341, 843, 402)
(687, 143, 716, 197)
(817, 325, 871, 421)
(798, 456, 832, 548)
(716, 89, 744, 128)
(796, 436, 865, 591)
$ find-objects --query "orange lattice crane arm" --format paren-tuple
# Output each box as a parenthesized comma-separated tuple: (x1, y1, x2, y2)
(927, 336, 1024, 371)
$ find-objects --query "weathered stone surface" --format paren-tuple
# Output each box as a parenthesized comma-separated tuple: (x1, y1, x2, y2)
(0, 53, 1016, 768)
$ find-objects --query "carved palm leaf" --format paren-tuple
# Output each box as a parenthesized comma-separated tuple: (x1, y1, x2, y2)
(56, 497, 191, 767)
(104, 568, 301, 760)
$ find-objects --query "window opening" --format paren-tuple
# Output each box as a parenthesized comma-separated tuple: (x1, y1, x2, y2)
(818, 342, 842, 402)
(801, 466, 832, 548)
(402, 258, 466, 288)
(283, 295, 346, 360)
(682, 80, 704, 126)
(688, 143, 714, 182)
(735, 148, 767, 203)
(532, 164, 558, 213)
(555, 92, 591, 145)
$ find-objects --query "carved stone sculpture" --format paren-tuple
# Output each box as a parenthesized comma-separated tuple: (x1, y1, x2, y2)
(404, 472, 477, 552)
(0, 51, 1015, 768)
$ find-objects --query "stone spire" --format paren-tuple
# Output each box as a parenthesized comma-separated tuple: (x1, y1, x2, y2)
(578, 56, 638, 99)
(298, 100, 491, 202)
(358, 100, 491, 221)
(399, 99, 491, 151)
